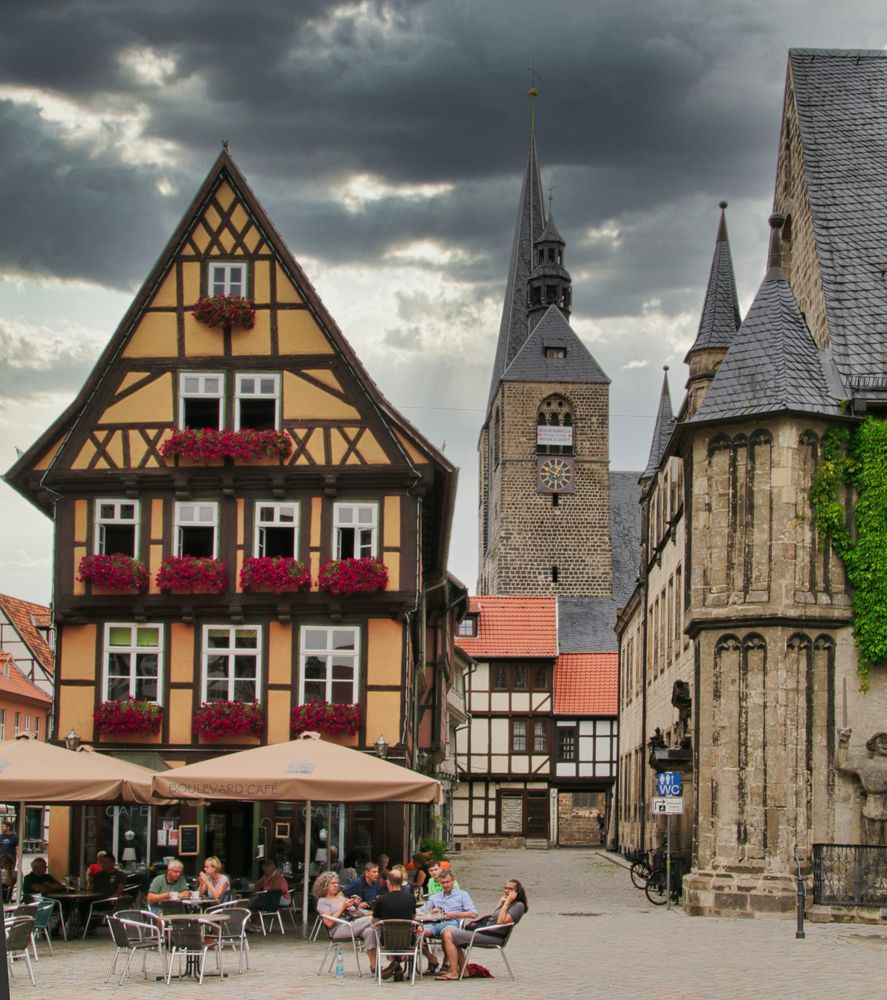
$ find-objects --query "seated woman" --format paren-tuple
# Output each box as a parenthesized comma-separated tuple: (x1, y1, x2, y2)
(312, 871, 378, 975)
(437, 878, 528, 981)
(197, 856, 231, 902)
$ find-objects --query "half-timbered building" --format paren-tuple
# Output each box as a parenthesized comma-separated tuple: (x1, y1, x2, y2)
(5, 149, 459, 875)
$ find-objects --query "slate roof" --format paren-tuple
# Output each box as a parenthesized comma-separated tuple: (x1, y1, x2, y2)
(0, 593, 53, 673)
(609, 471, 642, 607)
(641, 370, 674, 479)
(503, 307, 609, 385)
(456, 596, 557, 659)
(694, 254, 845, 422)
(789, 49, 887, 393)
(0, 652, 52, 706)
(487, 130, 546, 412)
(684, 203, 741, 359)
(557, 597, 618, 653)
(554, 653, 618, 715)
(537, 213, 564, 244)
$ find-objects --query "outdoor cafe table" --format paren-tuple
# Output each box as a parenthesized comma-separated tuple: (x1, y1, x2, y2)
(42, 890, 103, 937)
(157, 912, 227, 980)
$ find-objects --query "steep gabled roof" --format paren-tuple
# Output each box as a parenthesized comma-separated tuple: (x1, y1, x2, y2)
(0, 652, 52, 706)
(685, 202, 741, 359)
(641, 369, 674, 479)
(503, 306, 609, 385)
(0, 593, 53, 674)
(789, 49, 887, 391)
(456, 596, 557, 658)
(610, 471, 642, 607)
(554, 653, 617, 715)
(694, 219, 844, 422)
(486, 130, 547, 413)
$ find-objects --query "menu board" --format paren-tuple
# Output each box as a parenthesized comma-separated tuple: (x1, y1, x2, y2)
(500, 796, 523, 834)
(179, 824, 200, 856)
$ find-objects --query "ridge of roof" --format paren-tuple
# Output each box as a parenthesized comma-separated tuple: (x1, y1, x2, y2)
(684, 202, 741, 359)
(486, 130, 547, 415)
(641, 369, 674, 479)
(0, 593, 53, 673)
(502, 306, 609, 385)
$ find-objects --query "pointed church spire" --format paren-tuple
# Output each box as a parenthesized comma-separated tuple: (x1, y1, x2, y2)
(684, 201, 741, 360)
(641, 367, 674, 480)
(486, 94, 548, 414)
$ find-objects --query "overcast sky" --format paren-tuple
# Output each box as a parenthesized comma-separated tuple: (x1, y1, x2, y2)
(0, 1, 884, 603)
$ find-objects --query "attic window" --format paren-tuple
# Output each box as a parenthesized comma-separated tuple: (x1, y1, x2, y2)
(457, 614, 478, 638)
(236, 373, 279, 431)
(545, 347, 566, 359)
(95, 500, 138, 557)
(209, 261, 246, 297)
(180, 372, 223, 429)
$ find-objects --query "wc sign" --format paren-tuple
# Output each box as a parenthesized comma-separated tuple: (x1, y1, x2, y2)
(656, 771, 682, 797)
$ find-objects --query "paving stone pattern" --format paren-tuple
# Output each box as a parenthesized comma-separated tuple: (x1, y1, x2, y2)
(12, 847, 887, 999)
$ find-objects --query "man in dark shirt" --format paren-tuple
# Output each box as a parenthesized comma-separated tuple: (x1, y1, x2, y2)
(89, 853, 126, 899)
(344, 862, 385, 908)
(0, 822, 18, 863)
(373, 870, 417, 980)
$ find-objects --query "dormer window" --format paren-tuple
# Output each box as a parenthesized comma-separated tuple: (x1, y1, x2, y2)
(180, 373, 223, 429)
(545, 347, 566, 359)
(209, 261, 246, 297)
(457, 614, 478, 638)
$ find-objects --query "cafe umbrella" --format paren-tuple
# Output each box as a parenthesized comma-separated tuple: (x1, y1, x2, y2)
(151, 731, 442, 932)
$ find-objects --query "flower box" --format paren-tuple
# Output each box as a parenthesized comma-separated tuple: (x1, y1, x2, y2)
(192, 700, 264, 741)
(192, 295, 256, 330)
(94, 697, 163, 736)
(160, 428, 292, 464)
(240, 557, 311, 594)
(77, 554, 148, 593)
(156, 556, 227, 594)
(317, 557, 388, 595)
(290, 701, 361, 737)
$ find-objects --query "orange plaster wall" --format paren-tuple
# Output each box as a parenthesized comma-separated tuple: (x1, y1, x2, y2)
(60, 625, 97, 681)
(267, 623, 292, 686)
(57, 685, 96, 742)
(168, 689, 193, 744)
(169, 624, 194, 684)
(367, 619, 402, 686)
(47, 807, 71, 878)
(267, 689, 291, 745)
(365, 691, 401, 749)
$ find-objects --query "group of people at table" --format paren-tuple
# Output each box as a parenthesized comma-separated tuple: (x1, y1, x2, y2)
(313, 858, 528, 981)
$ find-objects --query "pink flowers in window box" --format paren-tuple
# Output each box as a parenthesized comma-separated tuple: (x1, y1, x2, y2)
(191, 295, 256, 330)
(240, 557, 311, 594)
(290, 701, 361, 737)
(317, 557, 388, 595)
(192, 700, 265, 741)
(78, 554, 148, 592)
(160, 428, 293, 464)
(94, 697, 163, 736)
(156, 556, 228, 594)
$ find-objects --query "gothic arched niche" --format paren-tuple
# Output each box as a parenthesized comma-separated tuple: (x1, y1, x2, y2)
(536, 394, 574, 455)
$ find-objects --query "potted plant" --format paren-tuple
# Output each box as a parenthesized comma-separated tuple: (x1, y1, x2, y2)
(317, 557, 388, 595)
(94, 697, 163, 736)
(160, 428, 292, 464)
(192, 700, 265, 741)
(240, 557, 311, 594)
(191, 295, 256, 330)
(290, 701, 361, 737)
(77, 554, 148, 592)
(156, 556, 227, 594)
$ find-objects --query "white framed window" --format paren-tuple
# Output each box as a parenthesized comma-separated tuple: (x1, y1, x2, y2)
(13, 712, 20, 734)
(103, 624, 163, 702)
(299, 626, 360, 704)
(0, 709, 5, 740)
(236, 373, 280, 431)
(179, 372, 224, 430)
(202, 626, 261, 702)
(208, 261, 247, 297)
(95, 500, 139, 556)
(34, 716, 39, 738)
(333, 503, 378, 559)
(254, 502, 299, 558)
(457, 615, 477, 638)
(175, 502, 218, 558)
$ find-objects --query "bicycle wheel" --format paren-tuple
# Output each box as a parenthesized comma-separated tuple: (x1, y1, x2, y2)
(630, 861, 652, 889)
(644, 870, 668, 905)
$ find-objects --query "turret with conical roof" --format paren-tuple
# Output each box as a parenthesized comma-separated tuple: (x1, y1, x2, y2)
(642, 368, 674, 481)
(528, 211, 572, 322)
(684, 202, 742, 418)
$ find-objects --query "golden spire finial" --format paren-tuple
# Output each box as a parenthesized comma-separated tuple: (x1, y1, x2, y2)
(528, 63, 541, 130)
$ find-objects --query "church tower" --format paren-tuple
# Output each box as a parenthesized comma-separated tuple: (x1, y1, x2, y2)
(478, 93, 613, 596)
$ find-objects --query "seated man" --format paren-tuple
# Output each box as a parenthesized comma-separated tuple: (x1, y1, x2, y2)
(146, 858, 192, 914)
(255, 859, 291, 907)
(343, 861, 385, 909)
(88, 852, 126, 899)
(419, 869, 476, 975)
(426, 861, 459, 897)
(22, 857, 63, 896)
(373, 869, 417, 980)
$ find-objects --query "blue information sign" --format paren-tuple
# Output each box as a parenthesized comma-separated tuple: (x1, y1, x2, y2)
(656, 771, 682, 796)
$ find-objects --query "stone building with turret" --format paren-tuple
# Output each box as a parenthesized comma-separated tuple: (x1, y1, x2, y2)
(616, 49, 887, 919)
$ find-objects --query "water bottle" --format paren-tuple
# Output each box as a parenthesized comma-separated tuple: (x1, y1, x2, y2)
(335, 946, 345, 978)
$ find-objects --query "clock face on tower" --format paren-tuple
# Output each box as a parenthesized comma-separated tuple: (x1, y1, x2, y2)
(536, 456, 575, 493)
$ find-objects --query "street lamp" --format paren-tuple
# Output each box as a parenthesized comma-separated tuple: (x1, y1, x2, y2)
(373, 734, 389, 759)
(64, 729, 80, 751)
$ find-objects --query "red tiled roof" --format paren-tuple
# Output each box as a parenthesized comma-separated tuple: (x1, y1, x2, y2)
(456, 596, 557, 658)
(0, 652, 52, 705)
(554, 653, 618, 715)
(0, 593, 53, 673)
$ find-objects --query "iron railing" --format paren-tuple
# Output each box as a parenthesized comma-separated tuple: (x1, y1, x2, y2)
(812, 844, 887, 906)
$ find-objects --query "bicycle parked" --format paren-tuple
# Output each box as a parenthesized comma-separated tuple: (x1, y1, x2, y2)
(629, 848, 663, 890)
(643, 855, 689, 906)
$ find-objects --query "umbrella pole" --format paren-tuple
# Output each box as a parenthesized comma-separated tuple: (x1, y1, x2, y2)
(16, 801, 25, 901)
(302, 798, 311, 938)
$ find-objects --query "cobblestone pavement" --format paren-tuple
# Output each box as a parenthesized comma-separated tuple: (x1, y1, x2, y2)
(9, 848, 887, 999)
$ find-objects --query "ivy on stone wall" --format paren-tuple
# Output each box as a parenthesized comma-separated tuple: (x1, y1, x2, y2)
(810, 417, 887, 689)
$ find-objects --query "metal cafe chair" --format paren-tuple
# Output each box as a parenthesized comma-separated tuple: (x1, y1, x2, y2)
(82, 894, 132, 939)
(252, 889, 285, 936)
(316, 914, 366, 977)
(457, 921, 520, 981)
(104, 915, 166, 986)
(31, 899, 56, 958)
(207, 906, 251, 974)
(374, 919, 423, 986)
(6, 915, 37, 986)
(165, 917, 223, 985)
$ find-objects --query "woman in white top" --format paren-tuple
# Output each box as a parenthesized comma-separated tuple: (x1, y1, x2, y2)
(197, 856, 231, 902)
